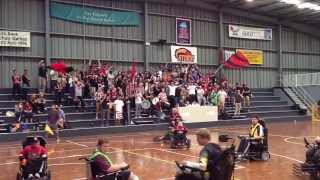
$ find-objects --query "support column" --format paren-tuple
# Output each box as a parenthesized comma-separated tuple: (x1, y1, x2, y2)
(44, 0, 50, 66)
(218, 10, 224, 77)
(144, 1, 149, 71)
(278, 24, 283, 86)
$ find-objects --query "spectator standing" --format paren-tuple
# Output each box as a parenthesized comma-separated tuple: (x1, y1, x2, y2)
(38, 60, 47, 93)
(218, 88, 228, 113)
(22, 69, 31, 100)
(12, 69, 22, 100)
(54, 79, 64, 105)
(114, 97, 124, 125)
(74, 80, 85, 111)
(234, 90, 243, 117)
(47, 105, 60, 143)
(187, 82, 197, 104)
(196, 86, 206, 106)
(242, 84, 252, 107)
(135, 89, 143, 118)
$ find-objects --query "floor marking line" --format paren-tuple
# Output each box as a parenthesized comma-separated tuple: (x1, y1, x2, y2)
(270, 152, 304, 163)
(66, 140, 89, 147)
(0, 147, 155, 166)
(283, 137, 305, 146)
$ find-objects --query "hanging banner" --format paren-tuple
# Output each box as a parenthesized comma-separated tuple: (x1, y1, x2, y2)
(229, 25, 272, 40)
(176, 18, 192, 45)
(0, 30, 30, 47)
(236, 49, 264, 65)
(50, 2, 140, 26)
(171, 46, 197, 64)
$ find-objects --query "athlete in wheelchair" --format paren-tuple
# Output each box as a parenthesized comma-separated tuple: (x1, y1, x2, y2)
(293, 137, 320, 180)
(17, 136, 50, 180)
(79, 139, 139, 180)
(175, 129, 235, 180)
(171, 121, 191, 149)
(236, 115, 270, 161)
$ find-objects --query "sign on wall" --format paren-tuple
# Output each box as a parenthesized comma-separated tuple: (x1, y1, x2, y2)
(171, 46, 197, 64)
(236, 49, 263, 65)
(176, 18, 192, 45)
(50, 2, 140, 26)
(0, 30, 30, 47)
(229, 25, 272, 41)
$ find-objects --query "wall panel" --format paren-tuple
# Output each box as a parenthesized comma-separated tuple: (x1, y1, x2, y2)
(0, 0, 44, 31)
(0, 57, 39, 88)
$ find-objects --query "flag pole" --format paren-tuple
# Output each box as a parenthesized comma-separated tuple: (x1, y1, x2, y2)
(214, 63, 224, 75)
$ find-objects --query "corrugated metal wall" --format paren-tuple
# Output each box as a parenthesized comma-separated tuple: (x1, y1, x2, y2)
(0, 0, 320, 88)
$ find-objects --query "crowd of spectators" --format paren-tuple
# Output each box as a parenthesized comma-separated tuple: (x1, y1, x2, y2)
(7, 60, 252, 133)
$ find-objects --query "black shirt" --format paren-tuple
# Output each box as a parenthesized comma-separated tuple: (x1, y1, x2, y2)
(38, 66, 47, 78)
(199, 143, 222, 180)
(243, 87, 251, 96)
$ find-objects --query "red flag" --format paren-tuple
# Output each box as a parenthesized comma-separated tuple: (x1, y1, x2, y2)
(50, 61, 67, 73)
(224, 51, 250, 69)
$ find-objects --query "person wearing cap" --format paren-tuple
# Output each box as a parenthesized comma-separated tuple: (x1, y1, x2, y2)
(176, 128, 222, 180)
(90, 139, 139, 180)
(19, 137, 48, 179)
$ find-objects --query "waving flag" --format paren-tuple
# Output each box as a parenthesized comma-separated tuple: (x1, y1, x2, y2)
(224, 51, 250, 69)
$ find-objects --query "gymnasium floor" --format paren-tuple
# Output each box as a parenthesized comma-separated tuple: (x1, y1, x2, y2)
(0, 121, 317, 180)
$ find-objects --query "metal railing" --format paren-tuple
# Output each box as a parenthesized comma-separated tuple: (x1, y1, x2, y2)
(282, 73, 318, 113)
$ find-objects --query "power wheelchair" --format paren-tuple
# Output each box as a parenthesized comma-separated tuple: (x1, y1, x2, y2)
(175, 135, 236, 180)
(235, 120, 270, 161)
(16, 136, 51, 180)
(293, 138, 320, 180)
(79, 157, 130, 180)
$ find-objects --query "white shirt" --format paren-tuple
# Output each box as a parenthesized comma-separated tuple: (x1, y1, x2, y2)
(114, 100, 124, 112)
(197, 88, 205, 96)
(135, 92, 143, 104)
(218, 90, 228, 101)
(188, 85, 197, 95)
(168, 85, 178, 96)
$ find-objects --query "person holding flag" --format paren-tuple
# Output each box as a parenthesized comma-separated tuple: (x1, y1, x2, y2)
(46, 104, 60, 143)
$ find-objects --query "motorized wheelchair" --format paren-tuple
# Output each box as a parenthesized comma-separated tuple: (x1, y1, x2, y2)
(235, 120, 270, 161)
(16, 136, 51, 180)
(293, 138, 320, 180)
(79, 157, 130, 180)
(175, 135, 235, 180)
(170, 131, 191, 149)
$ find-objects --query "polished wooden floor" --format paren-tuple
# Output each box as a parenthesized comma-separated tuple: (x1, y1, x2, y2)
(0, 121, 318, 180)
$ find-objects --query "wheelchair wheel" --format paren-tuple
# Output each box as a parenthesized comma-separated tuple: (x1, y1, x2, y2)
(261, 151, 270, 161)
(46, 170, 51, 180)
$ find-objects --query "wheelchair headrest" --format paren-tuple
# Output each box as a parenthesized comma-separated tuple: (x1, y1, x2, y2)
(23, 136, 47, 148)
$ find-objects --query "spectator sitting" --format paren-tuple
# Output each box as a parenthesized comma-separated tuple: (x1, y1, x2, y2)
(36, 93, 46, 113)
(23, 101, 33, 123)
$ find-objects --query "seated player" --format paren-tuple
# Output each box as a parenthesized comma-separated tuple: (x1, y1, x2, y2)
(90, 139, 139, 180)
(176, 128, 222, 180)
(173, 121, 188, 146)
(19, 137, 48, 179)
(237, 115, 264, 157)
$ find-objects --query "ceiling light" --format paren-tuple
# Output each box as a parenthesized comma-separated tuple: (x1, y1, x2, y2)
(246, 0, 253, 2)
(280, 0, 301, 5)
(297, 2, 317, 9)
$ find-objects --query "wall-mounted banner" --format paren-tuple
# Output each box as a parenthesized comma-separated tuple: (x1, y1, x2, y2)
(236, 49, 263, 65)
(171, 46, 197, 64)
(0, 30, 30, 47)
(176, 18, 192, 45)
(50, 2, 140, 26)
(229, 25, 272, 41)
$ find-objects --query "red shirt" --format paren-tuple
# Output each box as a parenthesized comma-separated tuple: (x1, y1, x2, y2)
(23, 104, 33, 113)
(20, 145, 47, 160)
(174, 125, 188, 134)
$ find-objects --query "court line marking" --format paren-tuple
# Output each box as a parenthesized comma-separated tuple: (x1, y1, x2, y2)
(283, 137, 305, 146)
(66, 140, 89, 147)
(269, 152, 304, 163)
(0, 147, 154, 166)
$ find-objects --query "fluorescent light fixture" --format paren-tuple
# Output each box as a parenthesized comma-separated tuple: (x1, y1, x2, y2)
(280, 0, 301, 5)
(246, 0, 253, 2)
(280, 0, 320, 11)
(297, 2, 317, 9)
